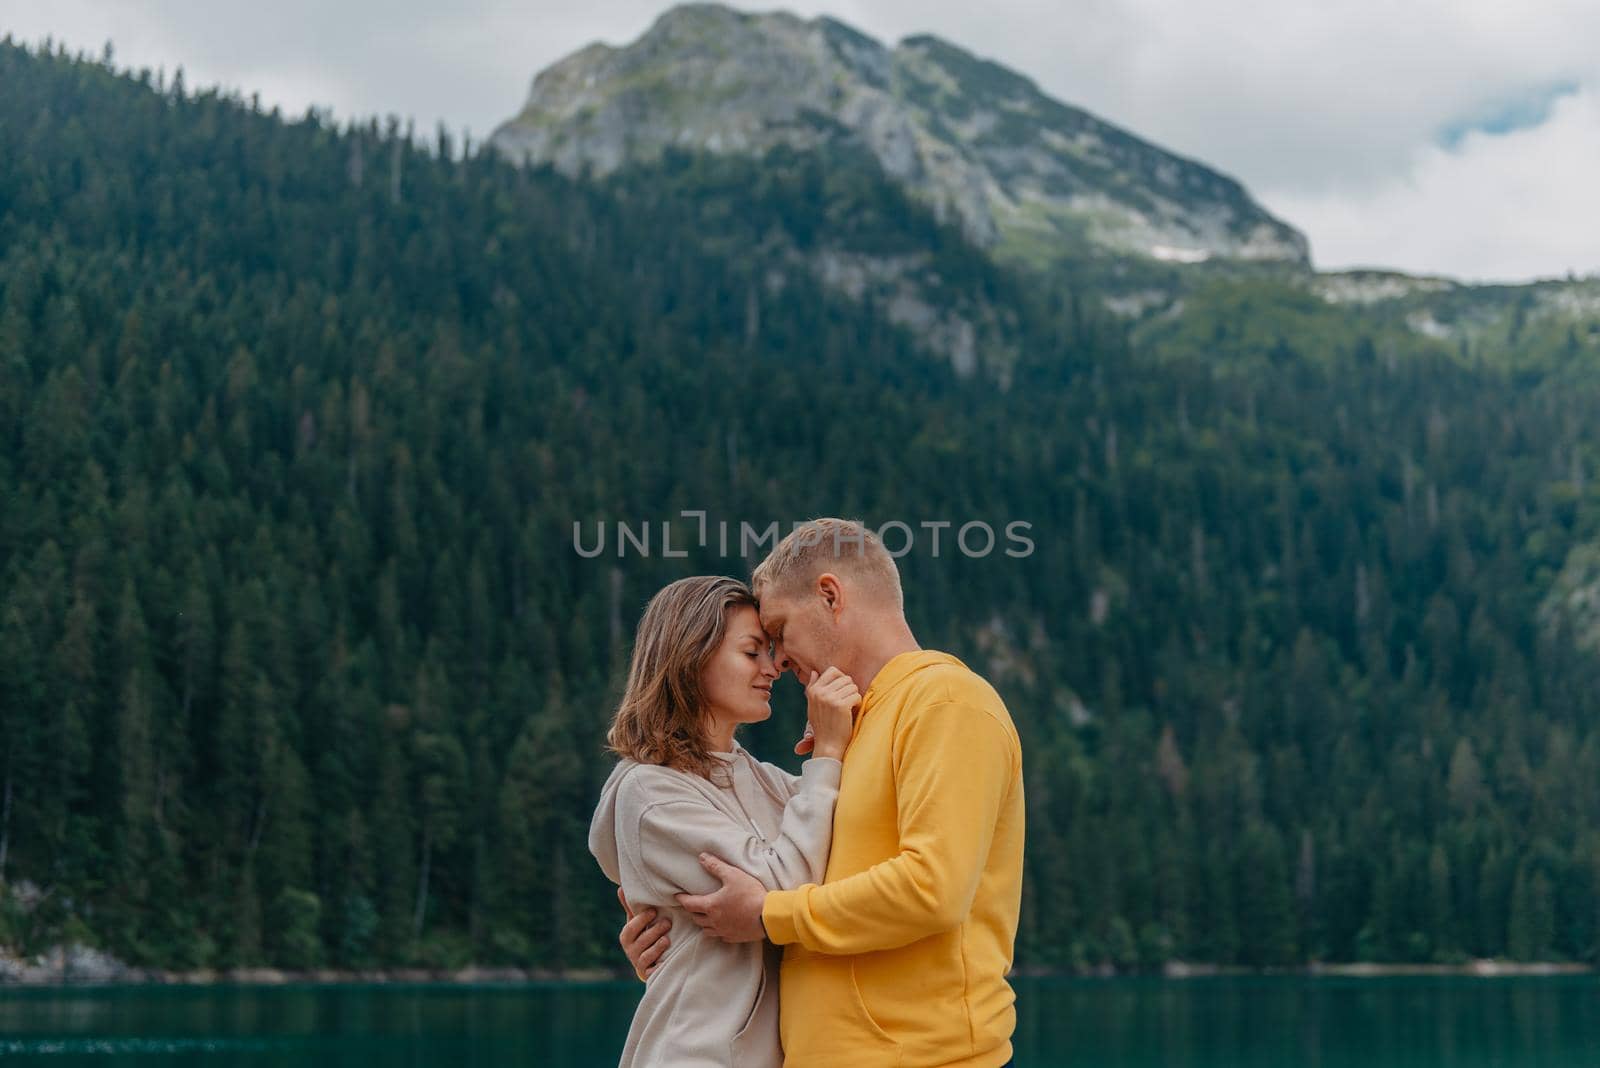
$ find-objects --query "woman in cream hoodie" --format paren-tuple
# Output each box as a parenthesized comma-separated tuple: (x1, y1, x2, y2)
(588, 575, 857, 1068)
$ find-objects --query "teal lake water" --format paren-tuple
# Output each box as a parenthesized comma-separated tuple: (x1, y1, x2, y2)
(2, 976, 1597, 1065)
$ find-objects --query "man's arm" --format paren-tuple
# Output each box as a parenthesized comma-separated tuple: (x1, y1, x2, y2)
(761, 699, 1017, 955)
(617, 888, 670, 981)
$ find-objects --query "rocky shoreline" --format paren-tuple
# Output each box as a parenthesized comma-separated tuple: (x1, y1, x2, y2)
(0, 944, 625, 986)
(2, 945, 1592, 986)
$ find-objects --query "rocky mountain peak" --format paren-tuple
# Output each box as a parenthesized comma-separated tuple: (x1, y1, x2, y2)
(490, 3, 1309, 268)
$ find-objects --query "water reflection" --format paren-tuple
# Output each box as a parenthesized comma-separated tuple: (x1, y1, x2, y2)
(0, 976, 1596, 1066)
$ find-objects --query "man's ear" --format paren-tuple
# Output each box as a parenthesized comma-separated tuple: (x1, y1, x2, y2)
(816, 573, 844, 617)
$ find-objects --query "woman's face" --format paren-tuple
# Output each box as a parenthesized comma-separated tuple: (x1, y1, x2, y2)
(700, 604, 780, 733)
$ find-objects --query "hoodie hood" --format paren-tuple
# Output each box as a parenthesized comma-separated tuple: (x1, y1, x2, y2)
(861, 648, 969, 712)
(587, 743, 751, 884)
(588, 756, 641, 884)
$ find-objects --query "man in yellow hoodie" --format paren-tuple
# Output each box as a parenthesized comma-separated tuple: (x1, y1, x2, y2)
(626, 517, 1025, 1067)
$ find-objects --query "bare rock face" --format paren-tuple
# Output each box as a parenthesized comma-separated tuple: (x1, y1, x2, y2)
(0, 941, 135, 984)
(489, 3, 1309, 268)
(1540, 541, 1600, 655)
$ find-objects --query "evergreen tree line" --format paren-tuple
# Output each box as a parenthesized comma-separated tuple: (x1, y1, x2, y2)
(2, 40, 1599, 973)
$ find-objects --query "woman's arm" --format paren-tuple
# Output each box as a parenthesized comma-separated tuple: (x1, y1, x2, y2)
(632, 757, 841, 898)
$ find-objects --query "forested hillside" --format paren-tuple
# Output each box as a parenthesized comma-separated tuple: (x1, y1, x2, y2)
(3, 39, 1600, 975)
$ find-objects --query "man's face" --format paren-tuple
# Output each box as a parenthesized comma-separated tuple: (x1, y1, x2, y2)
(757, 586, 837, 685)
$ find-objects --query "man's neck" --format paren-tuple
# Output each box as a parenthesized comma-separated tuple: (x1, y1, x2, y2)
(848, 624, 922, 695)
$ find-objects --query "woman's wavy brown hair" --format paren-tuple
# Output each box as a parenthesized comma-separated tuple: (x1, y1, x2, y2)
(606, 575, 758, 783)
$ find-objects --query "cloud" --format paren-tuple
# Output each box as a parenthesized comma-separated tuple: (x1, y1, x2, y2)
(821, 0, 1600, 198)
(0, 0, 671, 140)
(1261, 85, 1600, 282)
(2, 0, 1597, 281)
(796, 0, 1600, 279)
(1437, 80, 1581, 149)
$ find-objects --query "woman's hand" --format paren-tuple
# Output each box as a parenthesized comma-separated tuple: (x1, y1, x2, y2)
(803, 667, 859, 761)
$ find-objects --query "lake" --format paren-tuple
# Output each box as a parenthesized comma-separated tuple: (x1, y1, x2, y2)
(1, 975, 1597, 1065)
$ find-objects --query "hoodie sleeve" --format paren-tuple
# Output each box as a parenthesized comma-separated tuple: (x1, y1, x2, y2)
(763, 762, 805, 799)
(632, 757, 841, 899)
(761, 699, 1020, 954)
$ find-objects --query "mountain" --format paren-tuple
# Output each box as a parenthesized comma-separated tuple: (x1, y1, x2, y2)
(5, 32, 1600, 983)
(488, 2, 1600, 367)
(1304, 270, 1600, 359)
(489, 3, 1309, 271)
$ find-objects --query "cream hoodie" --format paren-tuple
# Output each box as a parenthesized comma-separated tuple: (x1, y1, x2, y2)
(588, 739, 842, 1068)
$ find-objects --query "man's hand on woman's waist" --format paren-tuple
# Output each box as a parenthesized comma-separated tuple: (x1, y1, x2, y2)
(675, 853, 769, 942)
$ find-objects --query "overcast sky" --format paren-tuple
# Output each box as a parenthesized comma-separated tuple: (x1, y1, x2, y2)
(4, 0, 1597, 283)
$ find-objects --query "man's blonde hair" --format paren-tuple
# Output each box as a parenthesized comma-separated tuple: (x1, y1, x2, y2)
(750, 517, 903, 609)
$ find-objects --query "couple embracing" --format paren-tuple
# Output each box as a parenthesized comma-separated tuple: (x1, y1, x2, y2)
(588, 517, 1025, 1067)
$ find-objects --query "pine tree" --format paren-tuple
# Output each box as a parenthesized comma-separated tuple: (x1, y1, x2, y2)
(1507, 864, 1555, 961)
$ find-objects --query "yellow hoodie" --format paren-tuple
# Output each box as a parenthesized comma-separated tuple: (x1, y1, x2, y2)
(761, 650, 1025, 1068)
